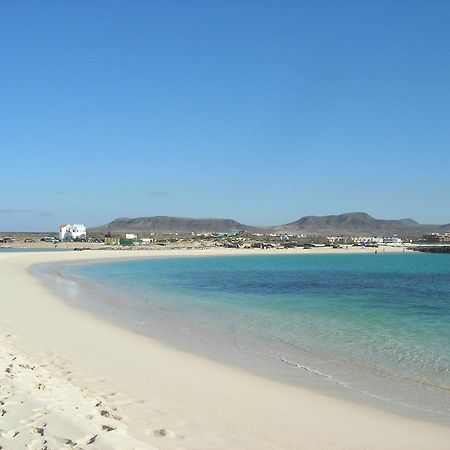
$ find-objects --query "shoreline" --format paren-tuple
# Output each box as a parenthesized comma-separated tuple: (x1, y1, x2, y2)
(1, 248, 450, 449)
(2, 241, 411, 252)
(39, 251, 450, 425)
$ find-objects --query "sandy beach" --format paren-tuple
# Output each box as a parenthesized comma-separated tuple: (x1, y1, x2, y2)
(1, 247, 449, 450)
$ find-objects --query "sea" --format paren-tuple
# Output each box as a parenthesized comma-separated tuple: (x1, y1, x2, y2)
(53, 252, 450, 422)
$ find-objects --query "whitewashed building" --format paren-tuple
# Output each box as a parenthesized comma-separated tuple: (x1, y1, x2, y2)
(59, 224, 87, 241)
(359, 236, 384, 245)
(383, 236, 403, 246)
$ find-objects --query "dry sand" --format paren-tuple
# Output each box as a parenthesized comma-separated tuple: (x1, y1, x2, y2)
(0, 247, 449, 450)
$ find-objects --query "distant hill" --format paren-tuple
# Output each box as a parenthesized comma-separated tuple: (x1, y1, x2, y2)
(90, 212, 446, 237)
(90, 216, 258, 234)
(277, 212, 428, 235)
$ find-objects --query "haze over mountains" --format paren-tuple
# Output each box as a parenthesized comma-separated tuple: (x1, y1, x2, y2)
(92, 216, 259, 234)
(91, 212, 450, 236)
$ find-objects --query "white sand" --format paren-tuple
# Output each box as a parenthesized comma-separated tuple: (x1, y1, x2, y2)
(0, 248, 449, 450)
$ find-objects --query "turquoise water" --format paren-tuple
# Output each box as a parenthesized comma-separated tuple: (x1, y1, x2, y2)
(65, 253, 450, 417)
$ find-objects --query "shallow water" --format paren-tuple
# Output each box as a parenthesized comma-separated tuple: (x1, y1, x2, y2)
(61, 253, 450, 420)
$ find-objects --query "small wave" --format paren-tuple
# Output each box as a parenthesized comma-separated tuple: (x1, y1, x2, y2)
(273, 355, 350, 388)
(273, 355, 450, 418)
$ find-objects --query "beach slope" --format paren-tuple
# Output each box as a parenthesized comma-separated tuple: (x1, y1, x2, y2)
(0, 249, 449, 450)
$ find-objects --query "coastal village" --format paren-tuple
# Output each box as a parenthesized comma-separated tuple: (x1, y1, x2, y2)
(1, 222, 450, 252)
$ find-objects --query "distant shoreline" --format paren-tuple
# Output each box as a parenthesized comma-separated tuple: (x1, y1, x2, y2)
(1, 240, 412, 252)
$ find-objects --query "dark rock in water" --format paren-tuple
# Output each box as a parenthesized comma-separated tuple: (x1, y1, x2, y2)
(414, 246, 450, 253)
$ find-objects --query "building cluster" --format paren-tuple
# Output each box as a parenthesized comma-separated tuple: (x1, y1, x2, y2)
(99, 228, 411, 249)
(327, 236, 404, 247)
(422, 233, 450, 243)
(59, 224, 87, 241)
(42, 223, 449, 249)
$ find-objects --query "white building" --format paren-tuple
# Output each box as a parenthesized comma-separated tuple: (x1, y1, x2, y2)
(359, 236, 384, 245)
(383, 236, 403, 246)
(59, 224, 87, 241)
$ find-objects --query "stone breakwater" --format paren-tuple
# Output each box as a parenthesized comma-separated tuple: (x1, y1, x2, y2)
(413, 246, 450, 253)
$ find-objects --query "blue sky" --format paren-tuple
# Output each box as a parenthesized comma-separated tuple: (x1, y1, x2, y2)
(1, 1, 449, 231)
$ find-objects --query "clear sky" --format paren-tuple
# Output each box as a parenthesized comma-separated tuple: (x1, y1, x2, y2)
(1, 1, 450, 231)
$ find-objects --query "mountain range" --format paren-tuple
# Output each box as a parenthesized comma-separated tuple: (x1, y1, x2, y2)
(90, 212, 450, 237)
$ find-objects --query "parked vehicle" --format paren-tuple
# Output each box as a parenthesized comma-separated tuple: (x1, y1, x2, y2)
(0, 237, 15, 243)
(41, 236, 58, 243)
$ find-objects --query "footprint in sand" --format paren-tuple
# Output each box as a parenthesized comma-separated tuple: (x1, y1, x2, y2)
(145, 427, 179, 440)
(32, 422, 47, 436)
(153, 428, 167, 437)
(86, 434, 97, 445)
